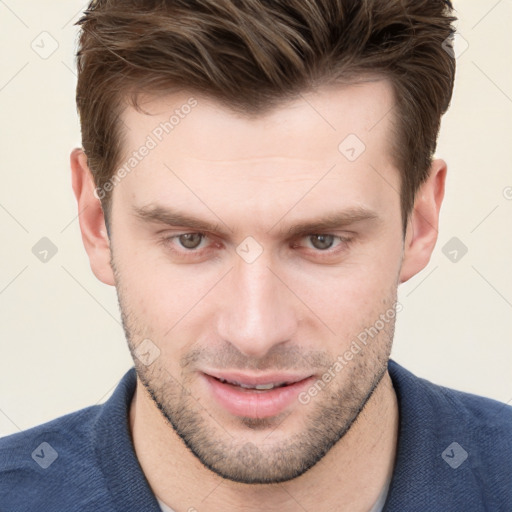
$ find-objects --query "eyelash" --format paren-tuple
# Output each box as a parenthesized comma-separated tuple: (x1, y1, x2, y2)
(159, 232, 354, 260)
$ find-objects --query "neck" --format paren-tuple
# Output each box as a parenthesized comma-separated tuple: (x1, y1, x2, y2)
(130, 371, 398, 512)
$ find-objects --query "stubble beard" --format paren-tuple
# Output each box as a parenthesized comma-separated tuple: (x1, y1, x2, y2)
(113, 256, 396, 484)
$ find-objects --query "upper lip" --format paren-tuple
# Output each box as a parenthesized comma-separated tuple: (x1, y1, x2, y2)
(202, 370, 313, 387)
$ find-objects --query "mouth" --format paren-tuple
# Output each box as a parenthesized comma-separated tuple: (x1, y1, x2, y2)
(200, 371, 315, 419)
(212, 376, 296, 391)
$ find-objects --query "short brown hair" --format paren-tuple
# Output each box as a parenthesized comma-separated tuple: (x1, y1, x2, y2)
(75, 0, 456, 231)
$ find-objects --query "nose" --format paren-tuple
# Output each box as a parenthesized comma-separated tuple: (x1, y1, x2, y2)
(215, 251, 298, 359)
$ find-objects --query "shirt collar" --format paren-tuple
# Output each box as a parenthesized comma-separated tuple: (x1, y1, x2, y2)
(93, 360, 486, 511)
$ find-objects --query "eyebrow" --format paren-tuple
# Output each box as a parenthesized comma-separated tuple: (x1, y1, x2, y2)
(132, 204, 379, 238)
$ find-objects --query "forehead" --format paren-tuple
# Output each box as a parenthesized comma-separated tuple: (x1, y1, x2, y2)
(113, 79, 399, 231)
(120, 78, 396, 164)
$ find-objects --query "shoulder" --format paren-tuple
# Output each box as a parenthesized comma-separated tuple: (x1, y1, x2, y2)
(389, 358, 512, 436)
(0, 368, 141, 512)
(0, 404, 110, 511)
(386, 359, 512, 511)
(0, 402, 101, 463)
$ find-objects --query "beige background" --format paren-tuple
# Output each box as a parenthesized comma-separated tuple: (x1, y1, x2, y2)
(0, 1, 511, 437)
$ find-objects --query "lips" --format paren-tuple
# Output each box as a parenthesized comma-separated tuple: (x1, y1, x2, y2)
(201, 370, 314, 419)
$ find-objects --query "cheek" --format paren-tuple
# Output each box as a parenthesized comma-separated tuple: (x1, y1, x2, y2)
(112, 237, 180, 329)
(115, 251, 223, 349)
(289, 242, 402, 341)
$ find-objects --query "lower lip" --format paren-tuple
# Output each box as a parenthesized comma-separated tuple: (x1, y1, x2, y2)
(202, 374, 314, 419)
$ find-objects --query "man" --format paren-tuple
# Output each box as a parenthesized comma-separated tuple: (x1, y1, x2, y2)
(1, 0, 511, 510)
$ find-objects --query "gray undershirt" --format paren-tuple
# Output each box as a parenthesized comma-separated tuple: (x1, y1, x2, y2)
(157, 475, 390, 512)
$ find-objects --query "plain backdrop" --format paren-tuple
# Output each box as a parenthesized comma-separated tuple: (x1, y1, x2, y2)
(0, 1, 511, 437)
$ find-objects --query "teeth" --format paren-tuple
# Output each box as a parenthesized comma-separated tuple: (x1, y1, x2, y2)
(247, 383, 276, 390)
(218, 378, 284, 390)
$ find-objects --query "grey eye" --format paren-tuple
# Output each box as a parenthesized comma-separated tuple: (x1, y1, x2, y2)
(178, 233, 204, 249)
(309, 234, 335, 250)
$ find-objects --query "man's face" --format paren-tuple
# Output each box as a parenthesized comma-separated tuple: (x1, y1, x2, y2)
(110, 80, 404, 483)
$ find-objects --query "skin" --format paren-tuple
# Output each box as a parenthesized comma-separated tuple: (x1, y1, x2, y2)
(71, 79, 446, 512)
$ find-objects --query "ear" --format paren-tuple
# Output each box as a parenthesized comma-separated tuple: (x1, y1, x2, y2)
(399, 159, 447, 284)
(70, 148, 115, 286)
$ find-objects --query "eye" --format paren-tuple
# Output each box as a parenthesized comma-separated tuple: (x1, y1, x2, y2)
(301, 234, 349, 251)
(306, 234, 338, 251)
(176, 233, 205, 250)
(290, 233, 355, 261)
(162, 232, 210, 252)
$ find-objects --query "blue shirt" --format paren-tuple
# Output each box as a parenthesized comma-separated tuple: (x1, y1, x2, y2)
(1, 360, 511, 511)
